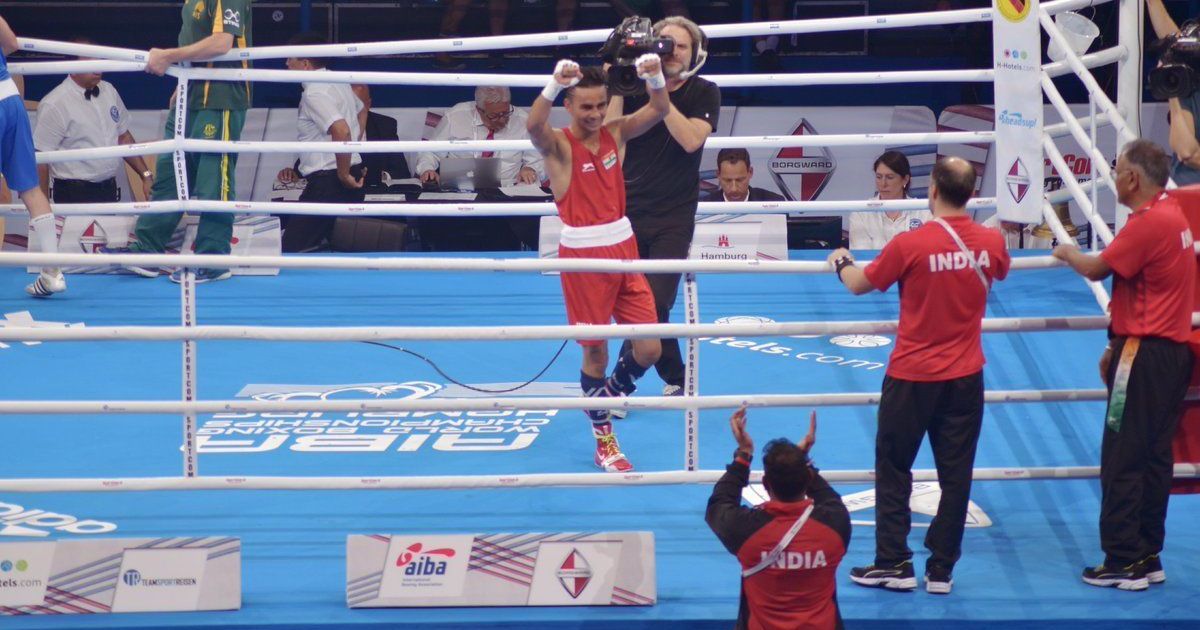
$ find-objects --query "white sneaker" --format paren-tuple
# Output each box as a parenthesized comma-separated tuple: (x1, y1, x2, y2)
(25, 270, 66, 298)
(662, 384, 683, 396)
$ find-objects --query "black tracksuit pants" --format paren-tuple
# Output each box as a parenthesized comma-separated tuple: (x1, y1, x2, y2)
(874, 371, 984, 572)
(1100, 336, 1192, 567)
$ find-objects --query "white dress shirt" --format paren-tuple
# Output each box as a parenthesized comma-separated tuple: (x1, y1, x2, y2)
(297, 72, 363, 176)
(33, 77, 130, 182)
(848, 195, 933, 250)
(414, 101, 545, 184)
(981, 214, 1054, 249)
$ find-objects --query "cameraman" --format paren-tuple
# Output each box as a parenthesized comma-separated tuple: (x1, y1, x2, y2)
(1148, 0, 1200, 185)
(608, 16, 721, 396)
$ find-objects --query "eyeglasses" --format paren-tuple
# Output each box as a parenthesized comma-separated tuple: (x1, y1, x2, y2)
(478, 106, 515, 122)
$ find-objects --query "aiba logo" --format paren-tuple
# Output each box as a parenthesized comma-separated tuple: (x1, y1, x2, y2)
(396, 542, 456, 576)
(769, 119, 835, 201)
(556, 549, 592, 599)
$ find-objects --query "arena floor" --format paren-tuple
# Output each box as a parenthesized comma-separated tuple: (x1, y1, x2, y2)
(0, 251, 1196, 629)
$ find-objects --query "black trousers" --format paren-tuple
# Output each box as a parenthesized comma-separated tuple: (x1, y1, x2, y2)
(619, 212, 696, 387)
(282, 168, 366, 253)
(51, 177, 119, 203)
(875, 371, 984, 571)
(1100, 336, 1192, 567)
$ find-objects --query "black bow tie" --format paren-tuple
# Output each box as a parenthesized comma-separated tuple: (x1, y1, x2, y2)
(83, 86, 100, 100)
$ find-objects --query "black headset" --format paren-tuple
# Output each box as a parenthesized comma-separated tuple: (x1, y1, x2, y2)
(677, 24, 708, 79)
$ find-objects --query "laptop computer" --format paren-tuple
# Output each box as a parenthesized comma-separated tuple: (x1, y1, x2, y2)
(439, 157, 501, 190)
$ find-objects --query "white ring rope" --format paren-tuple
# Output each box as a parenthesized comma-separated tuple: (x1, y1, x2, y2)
(32, 132, 996, 164)
(7, 45, 1126, 86)
(0, 251, 1066, 273)
(13, 0, 1109, 64)
(0, 315, 1111, 344)
(8, 464, 1200, 495)
(0, 180, 1103, 218)
(0, 390, 1108, 416)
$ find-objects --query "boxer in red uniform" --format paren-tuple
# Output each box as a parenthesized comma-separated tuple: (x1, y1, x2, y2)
(527, 57, 668, 472)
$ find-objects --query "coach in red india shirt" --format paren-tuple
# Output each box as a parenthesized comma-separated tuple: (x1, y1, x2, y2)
(1053, 139, 1196, 591)
(706, 409, 850, 630)
(827, 156, 1010, 595)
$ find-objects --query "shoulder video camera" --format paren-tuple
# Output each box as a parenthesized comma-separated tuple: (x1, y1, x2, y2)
(598, 17, 674, 97)
(1149, 20, 1200, 100)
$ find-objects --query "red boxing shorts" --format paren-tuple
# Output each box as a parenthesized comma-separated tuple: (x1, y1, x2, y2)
(558, 236, 657, 346)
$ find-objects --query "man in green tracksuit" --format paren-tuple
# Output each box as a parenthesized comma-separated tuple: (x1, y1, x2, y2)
(126, 0, 252, 283)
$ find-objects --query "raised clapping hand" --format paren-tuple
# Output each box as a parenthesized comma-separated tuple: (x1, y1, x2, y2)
(799, 409, 817, 453)
(729, 406, 754, 457)
(729, 407, 819, 460)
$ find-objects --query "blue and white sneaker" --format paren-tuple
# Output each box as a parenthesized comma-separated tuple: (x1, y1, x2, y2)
(25, 270, 66, 298)
(99, 246, 162, 278)
(169, 268, 232, 284)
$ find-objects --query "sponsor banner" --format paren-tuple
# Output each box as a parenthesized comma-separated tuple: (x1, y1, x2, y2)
(111, 548, 208, 613)
(25, 215, 281, 276)
(992, 0, 1044, 223)
(378, 535, 474, 599)
(0, 537, 240, 615)
(743, 481, 992, 528)
(537, 215, 786, 268)
(0, 542, 53, 606)
(196, 381, 569, 455)
(347, 531, 655, 608)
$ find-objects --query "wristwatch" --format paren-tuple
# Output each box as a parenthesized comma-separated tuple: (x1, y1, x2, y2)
(834, 255, 855, 281)
(141, 170, 153, 179)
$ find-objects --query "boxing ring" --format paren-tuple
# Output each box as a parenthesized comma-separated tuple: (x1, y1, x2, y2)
(3, 0, 1199, 627)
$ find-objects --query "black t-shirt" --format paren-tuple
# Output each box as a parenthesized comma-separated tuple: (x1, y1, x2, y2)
(622, 76, 721, 220)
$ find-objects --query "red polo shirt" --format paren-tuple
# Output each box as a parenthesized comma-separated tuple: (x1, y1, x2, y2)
(1100, 192, 1195, 343)
(864, 215, 1011, 381)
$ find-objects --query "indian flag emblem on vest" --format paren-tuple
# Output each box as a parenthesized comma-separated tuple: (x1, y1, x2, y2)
(602, 151, 617, 170)
(996, 0, 1030, 23)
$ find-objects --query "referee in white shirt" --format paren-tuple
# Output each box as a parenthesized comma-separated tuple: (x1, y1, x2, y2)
(280, 34, 365, 253)
(415, 86, 544, 187)
(33, 50, 153, 204)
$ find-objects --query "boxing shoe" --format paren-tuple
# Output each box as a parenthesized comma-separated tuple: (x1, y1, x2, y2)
(25, 270, 66, 298)
(593, 426, 633, 473)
